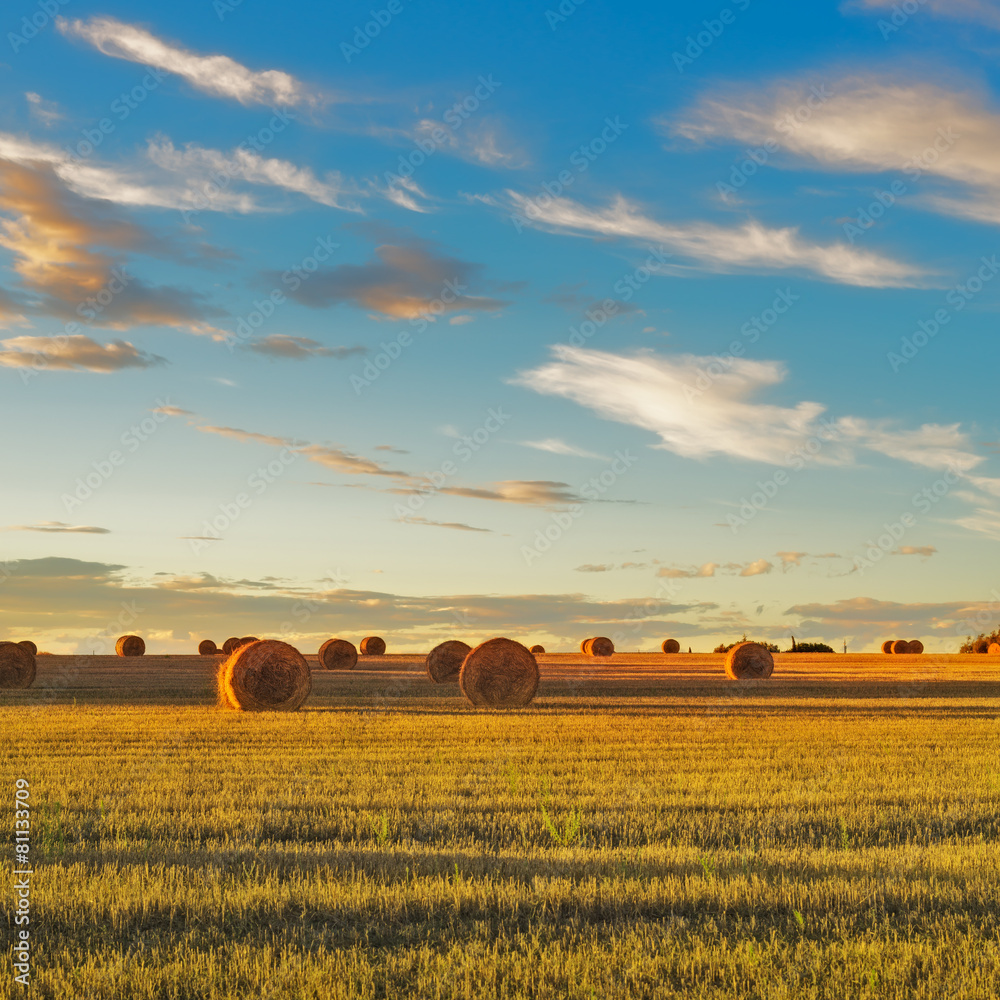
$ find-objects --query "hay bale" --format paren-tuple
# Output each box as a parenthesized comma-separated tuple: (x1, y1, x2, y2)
(881, 640, 894, 654)
(529, 644, 545, 654)
(908, 640, 924, 654)
(217, 639, 311, 711)
(115, 635, 145, 656)
(459, 637, 539, 708)
(239, 636, 259, 647)
(588, 636, 614, 657)
(17, 640, 37, 656)
(317, 638, 358, 670)
(891, 640, 910, 654)
(360, 636, 386, 656)
(661, 639, 681, 654)
(0, 641, 36, 689)
(580, 638, 593, 654)
(725, 641, 774, 680)
(198, 639, 218, 656)
(222, 637, 241, 655)
(426, 640, 471, 683)
(989, 642, 1000, 655)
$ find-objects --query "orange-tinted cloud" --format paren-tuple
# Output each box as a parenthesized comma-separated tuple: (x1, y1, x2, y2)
(0, 160, 224, 334)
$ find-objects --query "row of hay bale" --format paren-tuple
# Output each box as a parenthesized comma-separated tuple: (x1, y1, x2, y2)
(113, 634, 689, 657)
(197, 635, 386, 658)
(218, 637, 780, 713)
(881, 639, 924, 654)
(217, 636, 540, 711)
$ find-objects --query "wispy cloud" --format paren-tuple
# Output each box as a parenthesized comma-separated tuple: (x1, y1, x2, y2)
(675, 75, 1000, 227)
(58, 16, 320, 108)
(895, 545, 937, 557)
(0, 159, 226, 334)
(242, 335, 366, 360)
(0, 335, 165, 372)
(519, 437, 607, 459)
(514, 345, 984, 474)
(504, 191, 925, 287)
(399, 516, 493, 533)
(147, 139, 358, 211)
(274, 236, 507, 319)
(658, 562, 719, 578)
(4, 521, 110, 533)
(24, 92, 62, 126)
(846, 0, 1000, 29)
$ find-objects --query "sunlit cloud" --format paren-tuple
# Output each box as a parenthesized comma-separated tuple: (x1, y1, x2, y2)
(675, 75, 1000, 227)
(504, 191, 926, 287)
(0, 335, 164, 372)
(58, 16, 321, 108)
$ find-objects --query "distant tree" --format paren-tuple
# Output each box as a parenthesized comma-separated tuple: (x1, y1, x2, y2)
(713, 635, 780, 653)
(785, 641, 835, 653)
(960, 627, 1000, 653)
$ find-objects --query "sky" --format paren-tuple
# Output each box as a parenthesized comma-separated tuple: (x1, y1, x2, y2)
(1, 0, 999, 654)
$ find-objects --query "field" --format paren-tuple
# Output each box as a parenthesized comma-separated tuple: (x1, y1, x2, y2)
(3, 651, 1000, 999)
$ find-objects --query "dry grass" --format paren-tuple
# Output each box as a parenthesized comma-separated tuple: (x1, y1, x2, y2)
(3, 652, 999, 998)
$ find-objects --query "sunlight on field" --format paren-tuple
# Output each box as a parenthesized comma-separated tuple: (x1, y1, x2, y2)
(3, 654, 999, 999)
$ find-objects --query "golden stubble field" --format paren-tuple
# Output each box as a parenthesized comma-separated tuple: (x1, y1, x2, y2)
(3, 651, 999, 999)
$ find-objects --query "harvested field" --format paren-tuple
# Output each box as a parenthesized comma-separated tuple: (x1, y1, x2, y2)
(3, 652, 999, 999)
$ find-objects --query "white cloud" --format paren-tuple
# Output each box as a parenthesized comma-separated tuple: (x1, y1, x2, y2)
(514, 345, 985, 474)
(514, 346, 839, 465)
(675, 75, 1000, 227)
(836, 418, 982, 472)
(519, 437, 607, 459)
(25, 92, 62, 126)
(846, 0, 1000, 29)
(955, 508, 1000, 539)
(740, 558, 773, 577)
(146, 139, 358, 211)
(58, 16, 318, 107)
(505, 191, 925, 287)
(0, 131, 363, 216)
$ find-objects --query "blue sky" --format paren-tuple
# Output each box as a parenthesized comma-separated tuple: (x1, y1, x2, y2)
(2, 0, 999, 653)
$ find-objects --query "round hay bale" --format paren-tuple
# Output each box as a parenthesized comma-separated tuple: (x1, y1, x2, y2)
(881, 640, 894, 654)
(661, 638, 681, 654)
(239, 636, 259, 647)
(426, 640, 471, 683)
(218, 639, 311, 712)
(0, 641, 36, 689)
(580, 638, 593, 654)
(908, 639, 924, 654)
(198, 639, 218, 656)
(725, 641, 774, 680)
(115, 634, 145, 656)
(589, 636, 614, 657)
(529, 644, 545, 654)
(459, 637, 539, 709)
(360, 636, 386, 656)
(989, 642, 1000, 655)
(317, 638, 358, 670)
(17, 640, 37, 656)
(891, 640, 910, 654)
(222, 637, 241, 656)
